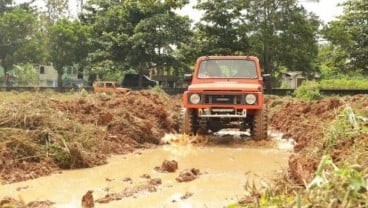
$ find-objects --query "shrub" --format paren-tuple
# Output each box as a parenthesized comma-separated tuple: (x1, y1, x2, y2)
(293, 81, 322, 100)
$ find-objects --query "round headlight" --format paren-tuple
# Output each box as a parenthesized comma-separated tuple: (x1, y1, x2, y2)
(245, 94, 257, 105)
(189, 94, 201, 104)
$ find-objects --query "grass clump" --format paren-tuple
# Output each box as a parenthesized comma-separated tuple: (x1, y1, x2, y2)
(293, 81, 322, 101)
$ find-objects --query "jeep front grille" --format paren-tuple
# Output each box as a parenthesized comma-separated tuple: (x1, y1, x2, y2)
(204, 94, 243, 105)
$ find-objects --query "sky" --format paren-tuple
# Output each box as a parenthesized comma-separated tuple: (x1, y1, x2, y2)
(15, 0, 345, 23)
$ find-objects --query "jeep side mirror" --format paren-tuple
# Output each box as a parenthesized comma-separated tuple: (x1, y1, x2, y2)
(184, 74, 193, 82)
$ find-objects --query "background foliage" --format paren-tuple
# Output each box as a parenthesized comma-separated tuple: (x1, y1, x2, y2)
(0, 0, 367, 87)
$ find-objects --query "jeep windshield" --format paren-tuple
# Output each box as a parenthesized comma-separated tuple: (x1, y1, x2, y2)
(197, 59, 257, 79)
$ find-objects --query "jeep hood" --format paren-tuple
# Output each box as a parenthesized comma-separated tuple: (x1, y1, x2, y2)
(188, 82, 262, 92)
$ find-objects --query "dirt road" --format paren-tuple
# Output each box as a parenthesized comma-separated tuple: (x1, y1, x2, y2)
(0, 132, 290, 208)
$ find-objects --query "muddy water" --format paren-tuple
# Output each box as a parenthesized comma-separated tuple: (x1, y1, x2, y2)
(0, 133, 291, 208)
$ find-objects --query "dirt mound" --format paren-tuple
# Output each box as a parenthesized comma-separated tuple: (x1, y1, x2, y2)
(81, 190, 94, 208)
(156, 160, 178, 172)
(149, 178, 162, 185)
(268, 95, 368, 185)
(95, 180, 161, 204)
(176, 168, 201, 182)
(0, 197, 54, 208)
(52, 91, 179, 145)
(0, 90, 180, 183)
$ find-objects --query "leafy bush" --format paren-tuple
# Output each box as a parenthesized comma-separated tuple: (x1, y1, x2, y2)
(305, 156, 368, 207)
(293, 81, 322, 100)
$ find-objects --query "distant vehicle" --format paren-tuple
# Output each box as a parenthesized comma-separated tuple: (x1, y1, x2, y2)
(93, 81, 129, 93)
(122, 74, 158, 88)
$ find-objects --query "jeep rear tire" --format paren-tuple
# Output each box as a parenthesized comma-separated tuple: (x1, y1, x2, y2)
(180, 108, 196, 135)
(251, 105, 268, 140)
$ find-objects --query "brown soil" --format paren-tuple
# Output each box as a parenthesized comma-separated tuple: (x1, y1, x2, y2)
(180, 192, 194, 200)
(95, 181, 160, 204)
(176, 168, 201, 182)
(81, 190, 94, 208)
(0, 197, 54, 208)
(149, 178, 162, 185)
(0, 91, 180, 183)
(268, 95, 368, 185)
(156, 160, 179, 172)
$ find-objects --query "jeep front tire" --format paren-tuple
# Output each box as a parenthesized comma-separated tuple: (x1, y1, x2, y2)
(180, 108, 196, 135)
(251, 105, 268, 140)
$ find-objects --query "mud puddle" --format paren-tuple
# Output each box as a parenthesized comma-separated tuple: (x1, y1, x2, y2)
(0, 131, 291, 208)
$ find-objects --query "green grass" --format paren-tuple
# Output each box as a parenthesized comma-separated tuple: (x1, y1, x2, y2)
(230, 105, 368, 207)
(320, 78, 368, 89)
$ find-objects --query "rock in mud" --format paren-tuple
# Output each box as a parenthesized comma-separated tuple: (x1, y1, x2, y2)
(180, 192, 194, 200)
(81, 190, 94, 208)
(27, 200, 55, 208)
(0, 197, 54, 208)
(149, 178, 162, 185)
(157, 160, 178, 172)
(140, 173, 151, 179)
(122, 177, 132, 182)
(0, 197, 25, 208)
(95, 193, 123, 204)
(176, 168, 200, 182)
(122, 184, 157, 197)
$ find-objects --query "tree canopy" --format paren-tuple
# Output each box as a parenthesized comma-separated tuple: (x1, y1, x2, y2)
(322, 0, 368, 75)
(80, 0, 192, 77)
(0, 0, 366, 87)
(189, 0, 320, 75)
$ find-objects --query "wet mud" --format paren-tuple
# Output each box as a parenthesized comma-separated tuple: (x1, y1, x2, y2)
(0, 132, 290, 208)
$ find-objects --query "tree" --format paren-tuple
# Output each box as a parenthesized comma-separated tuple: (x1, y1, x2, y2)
(193, 0, 249, 56)
(45, 0, 69, 24)
(80, 0, 192, 85)
(0, 8, 44, 86)
(0, 0, 13, 14)
(322, 0, 368, 74)
(191, 0, 320, 76)
(48, 19, 91, 87)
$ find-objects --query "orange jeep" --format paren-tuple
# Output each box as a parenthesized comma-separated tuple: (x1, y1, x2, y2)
(93, 81, 129, 93)
(181, 56, 268, 140)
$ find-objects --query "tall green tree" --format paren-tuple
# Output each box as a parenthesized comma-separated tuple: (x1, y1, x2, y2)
(48, 19, 91, 87)
(191, 0, 320, 75)
(193, 0, 249, 56)
(45, 0, 69, 24)
(80, 0, 192, 84)
(323, 0, 368, 74)
(0, 8, 44, 85)
(0, 0, 13, 14)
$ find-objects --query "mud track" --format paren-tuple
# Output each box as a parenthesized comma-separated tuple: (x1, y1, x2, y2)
(1, 92, 367, 207)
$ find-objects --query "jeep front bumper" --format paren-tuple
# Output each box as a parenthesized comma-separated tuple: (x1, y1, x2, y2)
(198, 108, 247, 118)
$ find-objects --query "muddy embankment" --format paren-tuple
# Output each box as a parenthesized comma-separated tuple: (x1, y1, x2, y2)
(267, 94, 368, 185)
(0, 91, 180, 184)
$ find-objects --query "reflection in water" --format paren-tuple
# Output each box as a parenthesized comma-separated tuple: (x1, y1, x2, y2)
(0, 132, 291, 208)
